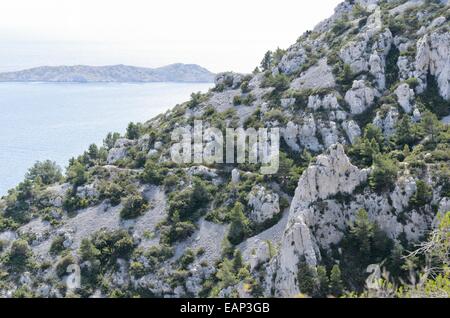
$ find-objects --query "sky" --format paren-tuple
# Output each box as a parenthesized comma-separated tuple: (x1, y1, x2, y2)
(0, 0, 342, 74)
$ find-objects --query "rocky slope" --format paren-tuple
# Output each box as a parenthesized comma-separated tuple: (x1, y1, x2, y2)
(0, 0, 449, 298)
(0, 63, 215, 83)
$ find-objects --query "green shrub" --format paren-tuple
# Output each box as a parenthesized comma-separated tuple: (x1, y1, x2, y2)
(120, 193, 148, 220)
(297, 260, 318, 296)
(79, 238, 101, 262)
(240, 81, 250, 93)
(233, 95, 242, 106)
(265, 109, 286, 124)
(337, 209, 394, 290)
(164, 221, 197, 244)
(385, 45, 400, 89)
(7, 239, 32, 270)
(56, 254, 77, 277)
(141, 161, 168, 185)
(260, 51, 273, 71)
(163, 174, 180, 190)
(90, 229, 135, 263)
(125, 122, 143, 140)
(418, 72, 450, 117)
(168, 178, 213, 222)
(228, 202, 250, 245)
(369, 154, 398, 192)
(410, 180, 433, 207)
(50, 235, 66, 256)
(329, 265, 344, 296)
(179, 249, 196, 269)
(187, 92, 208, 109)
(331, 17, 351, 36)
(63, 189, 89, 213)
(394, 116, 423, 148)
(103, 132, 121, 150)
(98, 181, 124, 206)
(25, 160, 62, 185)
(262, 74, 290, 92)
(66, 161, 88, 187)
(129, 261, 146, 277)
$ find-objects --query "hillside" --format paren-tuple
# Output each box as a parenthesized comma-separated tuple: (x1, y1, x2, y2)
(0, 0, 449, 298)
(0, 63, 215, 83)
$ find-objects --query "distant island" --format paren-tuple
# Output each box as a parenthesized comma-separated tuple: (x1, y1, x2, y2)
(0, 63, 215, 83)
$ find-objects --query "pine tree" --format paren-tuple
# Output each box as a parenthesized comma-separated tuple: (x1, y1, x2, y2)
(228, 202, 249, 245)
(329, 265, 344, 296)
(260, 51, 273, 71)
(297, 261, 317, 296)
(233, 249, 244, 271)
(317, 265, 329, 297)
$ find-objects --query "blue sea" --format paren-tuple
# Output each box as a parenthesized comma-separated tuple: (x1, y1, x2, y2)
(0, 82, 213, 195)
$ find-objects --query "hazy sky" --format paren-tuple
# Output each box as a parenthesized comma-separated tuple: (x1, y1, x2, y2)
(0, 0, 342, 73)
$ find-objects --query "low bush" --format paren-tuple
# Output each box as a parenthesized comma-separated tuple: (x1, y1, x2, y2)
(120, 193, 148, 220)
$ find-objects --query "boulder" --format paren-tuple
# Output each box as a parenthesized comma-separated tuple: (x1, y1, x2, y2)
(247, 185, 280, 224)
(345, 80, 376, 114)
(395, 83, 415, 114)
(342, 120, 362, 144)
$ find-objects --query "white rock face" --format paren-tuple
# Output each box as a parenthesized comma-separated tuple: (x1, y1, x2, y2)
(415, 32, 450, 99)
(395, 83, 415, 114)
(390, 177, 417, 212)
(369, 54, 386, 89)
(187, 166, 218, 179)
(231, 168, 240, 184)
(319, 121, 340, 149)
(339, 19, 392, 90)
(281, 115, 322, 153)
(307, 93, 340, 111)
(293, 144, 370, 202)
(277, 45, 307, 75)
(242, 239, 272, 271)
(342, 120, 362, 144)
(340, 40, 369, 74)
(215, 72, 244, 89)
(281, 122, 301, 152)
(290, 59, 335, 90)
(345, 80, 376, 114)
(398, 56, 414, 80)
(248, 185, 280, 224)
(373, 107, 400, 137)
(272, 144, 369, 297)
(107, 138, 134, 164)
(299, 115, 322, 152)
(76, 183, 98, 200)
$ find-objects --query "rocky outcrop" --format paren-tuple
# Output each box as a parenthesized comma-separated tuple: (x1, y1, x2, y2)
(271, 144, 370, 297)
(247, 186, 280, 224)
(277, 45, 308, 75)
(345, 80, 376, 114)
(307, 93, 340, 111)
(395, 83, 415, 114)
(373, 107, 400, 137)
(415, 32, 450, 99)
(291, 59, 335, 90)
(342, 120, 362, 144)
(107, 138, 134, 164)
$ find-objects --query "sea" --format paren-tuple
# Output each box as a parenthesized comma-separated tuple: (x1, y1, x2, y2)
(0, 82, 213, 195)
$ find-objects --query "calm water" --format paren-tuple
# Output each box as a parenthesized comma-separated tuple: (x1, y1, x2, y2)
(0, 82, 213, 195)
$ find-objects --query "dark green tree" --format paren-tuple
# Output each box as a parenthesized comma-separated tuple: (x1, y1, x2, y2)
(26, 160, 62, 185)
(260, 50, 273, 71)
(329, 265, 344, 296)
(228, 202, 249, 245)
